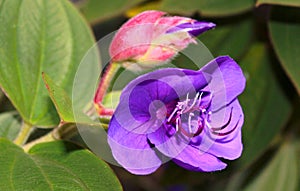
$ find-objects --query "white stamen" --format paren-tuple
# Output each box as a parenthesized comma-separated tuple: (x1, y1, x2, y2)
(175, 117, 180, 132)
(197, 92, 204, 105)
(188, 113, 194, 133)
(185, 92, 200, 112)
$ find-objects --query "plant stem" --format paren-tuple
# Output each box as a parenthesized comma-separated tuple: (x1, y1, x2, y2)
(22, 131, 55, 152)
(14, 121, 33, 146)
(93, 62, 120, 116)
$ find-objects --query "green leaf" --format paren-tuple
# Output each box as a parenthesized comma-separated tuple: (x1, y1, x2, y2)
(43, 73, 100, 126)
(257, 0, 300, 7)
(0, 0, 98, 127)
(0, 112, 21, 141)
(102, 91, 122, 109)
(81, 0, 145, 24)
(0, 139, 122, 191)
(269, 7, 300, 95)
(42, 73, 75, 123)
(238, 43, 292, 166)
(199, 17, 253, 60)
(161, 0, 254, 17)
(244, 142, 298, 191)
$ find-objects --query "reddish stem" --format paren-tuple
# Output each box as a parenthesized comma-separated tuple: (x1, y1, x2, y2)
(94, 62, 120, 116)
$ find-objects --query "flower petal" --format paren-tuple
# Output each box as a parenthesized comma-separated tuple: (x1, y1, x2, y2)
(200, 56, 246, 110)
(173, 145, 227, 172)
(113, 68, 211, 134)
(198, 99, 244, 160)
(108, 116, 162, 175)
(109, 11, 165, 61)
(166, 21, 216, 37)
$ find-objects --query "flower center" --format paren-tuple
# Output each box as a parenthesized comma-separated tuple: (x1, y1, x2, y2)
(166, 92, 211, 137)
(166, 92, 239, 138)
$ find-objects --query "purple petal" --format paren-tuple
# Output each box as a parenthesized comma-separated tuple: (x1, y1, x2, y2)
(113, 68, 211, 134)
(107, 116, 162, 175)
(200, 56, 246, 111)
(166, 21, 216, 36)
(172, 145, 227, 172)
(198, 99, 244, 160)
(147, 125, 193, 159)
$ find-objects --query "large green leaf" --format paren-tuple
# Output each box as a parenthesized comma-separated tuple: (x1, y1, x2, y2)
(257, 0, 300, 7)
(244, 142, 298, 191)
(0, 112, 21, 141)
(0, 139, 122, 191)
(238, 43, 292, 166)
(161, 0, 254, 17)
(199, 17, 253, 60)
(0, 0, 98, 127)
(81, 0, 145, 24)
(269, 7, 300, 95)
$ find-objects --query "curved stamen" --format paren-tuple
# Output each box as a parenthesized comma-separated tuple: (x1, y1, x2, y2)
(179, 113, 204, 138)
(210, 107, 233, 131)
(211, 115, 241, 136)
(200, 93, 213, 110)
(180, 123, 204, 138)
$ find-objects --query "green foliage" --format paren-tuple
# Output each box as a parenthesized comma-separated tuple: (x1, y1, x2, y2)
(0, 0, 98, 127)
(42, 73, 75, 123)
(269, 6, 300, 95)
(244, 141, 298, 191)
(0, 139, 122, 191)
(238, 44, 292, 166)
(160, 0, 254, 17)
(81, 0, 145, 24)
(102, 91, 122, 109)
(199, 17, 253, 60)
(0, 112, 21, 141)
(257, 0, 300, 7)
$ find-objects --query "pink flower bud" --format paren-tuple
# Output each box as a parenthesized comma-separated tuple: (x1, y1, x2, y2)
(109, 10, 215, 69)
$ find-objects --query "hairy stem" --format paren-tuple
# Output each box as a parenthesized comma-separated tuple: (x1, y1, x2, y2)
(93, 62, 120, 116)
(14, 121, 34, 146)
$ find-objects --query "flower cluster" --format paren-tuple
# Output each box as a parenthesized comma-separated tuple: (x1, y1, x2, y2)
(104, 11, 246, 175)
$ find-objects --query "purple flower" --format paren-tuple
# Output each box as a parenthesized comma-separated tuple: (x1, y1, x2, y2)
(108, 56, 246, 175)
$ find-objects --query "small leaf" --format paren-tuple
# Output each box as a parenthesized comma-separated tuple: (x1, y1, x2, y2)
(0, 0, 99, 127)
(0, 112, 21, 141)
(244, 142, 298, 191)
(238, 43, 292, 166)
(269, 6, 300, 95)
(0, 139, 122, 191)
(43, 73, 75, 123)
(257, 0, 300, 7)
(81, 0, 145, 24)
(102, 91, 122, 109)
(161, 0, 254, 17)
(43, 73, 98, 126)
